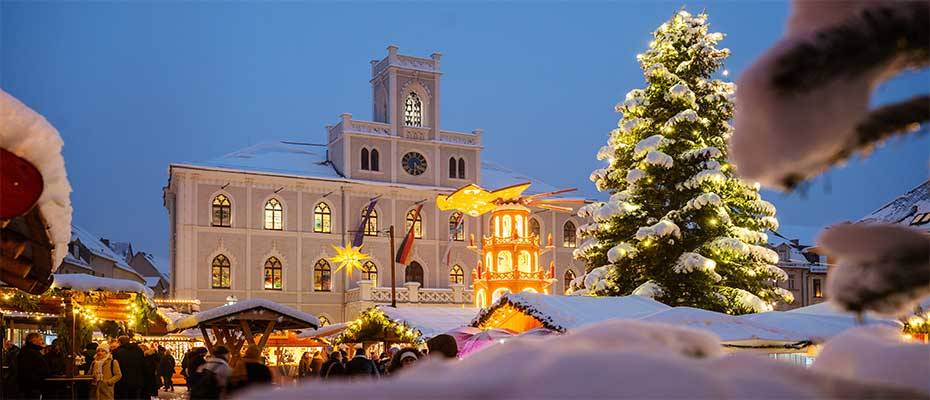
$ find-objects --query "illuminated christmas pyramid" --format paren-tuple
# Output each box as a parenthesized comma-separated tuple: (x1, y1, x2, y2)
(437, 182, 582, 308)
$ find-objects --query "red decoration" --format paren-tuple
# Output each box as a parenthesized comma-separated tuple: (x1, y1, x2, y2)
(0, 148, 44, 219)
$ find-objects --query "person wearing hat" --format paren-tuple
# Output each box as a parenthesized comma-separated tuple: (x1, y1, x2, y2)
(16, 332, 49, 399)
(344, 344, 379, 380)
(191, 345, 232, 399)
(388, 347, 422, 374)
(91, 343, 122, 400)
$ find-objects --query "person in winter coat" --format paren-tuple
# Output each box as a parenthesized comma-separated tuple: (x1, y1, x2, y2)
(81, 342, 98, 375)
(344, 344, 379, 380)
(91, 344, 122, 400)
(310, 351, 325, 376)
(297, 351, 313, 379)
(157, 348, 176, 391)
(111, 336, 145, 400)
(185, 347, 209, 390)
(16, 332, 50, 399)
(45, 338, 67, 376)
(319, 351, 345, 380)
(228, 345, 273, 394)
(388, 347, 422, 374)
(142, 344, 161, 398)
(192, 345, 232, 399)
(4, 340, 21, 398)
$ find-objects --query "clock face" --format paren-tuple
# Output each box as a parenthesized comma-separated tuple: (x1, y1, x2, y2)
(402, 152, 428, 176)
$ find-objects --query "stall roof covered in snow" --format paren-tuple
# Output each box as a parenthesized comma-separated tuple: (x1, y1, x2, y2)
(0, 90, 73, 270)
(172, 141, 562, 195)
(741, 311, 899, 344)
(638, 307, 798, 346)
(473, 292, 671, 332)
(170, 298, 319, 331)
(378, 306, 479, 338)
(70, 224, 143, 278)
(858, 179, 930, 231)
(52, 273, 154, 298)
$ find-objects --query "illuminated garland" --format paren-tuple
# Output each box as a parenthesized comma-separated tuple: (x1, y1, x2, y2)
(333, 307, 422, 345)
(903, 306, 930, 336)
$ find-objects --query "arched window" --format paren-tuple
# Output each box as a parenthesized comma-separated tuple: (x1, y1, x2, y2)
(361, 148, 370, 171)
(450, 265, 464, 285)
(318, 316, 331, 326)
(458, 158, 466, 179)
(314, 259, 331, 292)
(449, 157, 457, 179)
(263, 256, 283, 290)
(404, 92, 422, 127)
(502, 215, 512, 238)
(497, 251, 513, 272)
(529, 218, 541, 238)
(485, 252, 493, 271)
(405, 262, 424, 286)
(264, 198, 283, 230)
(211, 194, 231, 227)
(211, 254, 231, 289)
(564, 270, 576, 294)
(362, 261, 378, 284)
(406, 209, 423, 239)
(370, 149, 380, 172)
(518, 250, 532, 272)
(363, 209, 379, 236)
(449, 211, 464, 241)
(313, 202, 332, 233)
(515, 215, 524, 238)
(563, 221, 577, 247)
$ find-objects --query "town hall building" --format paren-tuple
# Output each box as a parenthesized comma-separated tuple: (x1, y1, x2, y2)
(163, 46, 585, 323)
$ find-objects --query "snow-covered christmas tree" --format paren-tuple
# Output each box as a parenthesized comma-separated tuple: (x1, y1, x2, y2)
(571, 10, 792, 314)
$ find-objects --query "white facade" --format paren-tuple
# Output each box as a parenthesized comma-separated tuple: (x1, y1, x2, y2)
(163, 47, 585, 322)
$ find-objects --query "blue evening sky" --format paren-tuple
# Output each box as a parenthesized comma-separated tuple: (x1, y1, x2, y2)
(2, 1, 927, 259)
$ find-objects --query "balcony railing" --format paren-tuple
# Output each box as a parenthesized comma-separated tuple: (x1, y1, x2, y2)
(345, 282, 472, 305)
(483, 235, 540, 248)
(472, 269, 552, 281)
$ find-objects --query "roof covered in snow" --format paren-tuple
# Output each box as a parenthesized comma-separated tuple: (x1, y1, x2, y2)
(859, 179, 930, 231)
(52, 273, 154, 298)
(70, 224, 142, 278)
(638, 307, 799, 345)
(0, 90, 73, 270)
(473, 292, 671, 332)
(142, 253, 170, 279)
(741, 311, 899, 343)
(170, 298, 319, 331)
(106, 241, 133, 262)
(173, 141, 562, 195)
(378, 305, 479, 338)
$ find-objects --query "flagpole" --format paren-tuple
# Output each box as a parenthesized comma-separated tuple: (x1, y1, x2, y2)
(389, 225, 397, 308)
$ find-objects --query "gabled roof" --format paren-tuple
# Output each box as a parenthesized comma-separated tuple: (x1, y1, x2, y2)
(377, 305, 478, 338)
(473, 292, 670, 332)
(170, 298, 319, 331)
(141, 252, 170, 280)
(172, 141, 562, 195)
(106, 241, 133, 262)
(70, 224, 143, 278)
(859, 179, 930, 230)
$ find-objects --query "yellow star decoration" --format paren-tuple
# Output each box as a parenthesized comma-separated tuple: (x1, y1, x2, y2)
(329, 243, 371, 276)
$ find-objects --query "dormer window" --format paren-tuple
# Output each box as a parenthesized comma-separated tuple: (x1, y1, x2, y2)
(404, 92, 422, 127)
(910, 212, 930, 226)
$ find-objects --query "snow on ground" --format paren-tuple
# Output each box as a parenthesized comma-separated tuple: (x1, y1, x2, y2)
(52, 273, 154, 298)
(170, 298, 319, 331)
(241, 319, 927, 399)
(378, 305, 478, 339)
(0, 90, 73, 270)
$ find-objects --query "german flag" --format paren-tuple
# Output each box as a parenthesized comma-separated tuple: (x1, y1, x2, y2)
(395, 204, 423, 265)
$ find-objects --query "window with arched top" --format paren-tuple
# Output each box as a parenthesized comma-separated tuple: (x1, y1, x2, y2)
(263, 257, 283, 290)
(404, 92, 423, 127)
(211, 254, 231, 289)
(449, 157, 457, 179)
(405, 262, 424, 286)
(363, 209, 379, 236)
(502, 215, 512, 238)
(564, 270, 576, 294)
(515, 215, 524, 238)
(370, 149, 380, 172)
(450, 265, 464, 285)
(563, 221, 577, 248)
(449, 212, 464, 241)
(485, 252, 493, 271)
(361, 148, 370, 171)
(264, 198, 283, 230)
(497, 251, 513, 272)
(314, 259, 331, 292)
(458, 158, 466, 179)
(518, 250, 532, 272)
(362, 261, 378, 284)
(529, 218, 541, 238)
(406, 209, 423, 239)
(313, 202, 332, 233)
(318, 316, 331, 326)
(211, 194, 231, 227)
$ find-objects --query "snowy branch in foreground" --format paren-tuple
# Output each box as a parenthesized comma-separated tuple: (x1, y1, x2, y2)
(819, 223, 930, 316)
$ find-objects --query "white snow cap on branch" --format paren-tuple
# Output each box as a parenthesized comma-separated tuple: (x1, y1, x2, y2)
(607, 242, 637, 263)
(709, 237, 750, 256)
(589, 168, 608, 183)
(634, 134, 667, 157)
(684, 193, 722, 211)
(582, 266, 611, 293)
(0, 90, 74, 270)
(644, 150, 674, 169)
(682, 146, 722, 160)
(679, 167, 726, 190)
(674, 252, 717, 274)
(731, 227, 768, 244)
(774, 287, 795, 303)
(764, 264, 789, 282)
(632, 281, 665, 299)
(621, 89, 648, 110)
(666, 109, 699, 127)
(594, 199, 638, 222)
(668, 83, 697, 104)
(626, 169, 646, 185)
(635, 220, 681, 241)
(819, 223, 930, 316)
(620, 117, 648, 133)
(734, 288, 773, 313)
(596, 145, 614, 161)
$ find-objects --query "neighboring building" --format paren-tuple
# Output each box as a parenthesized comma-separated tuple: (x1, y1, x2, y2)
(769, 239, 829, 311)
(164, 46, 585, 321)
(859, 179, 930, 233)
(129, 252, 171, 298)
(61, 225, 146, 284)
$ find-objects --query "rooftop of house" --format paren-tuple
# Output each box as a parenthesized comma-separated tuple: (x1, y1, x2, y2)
(859, 179, 930, 231)
(70, 224, 143, 278)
